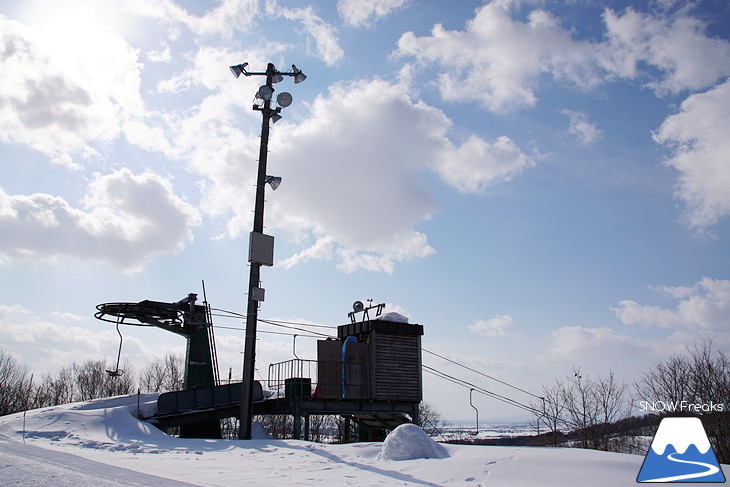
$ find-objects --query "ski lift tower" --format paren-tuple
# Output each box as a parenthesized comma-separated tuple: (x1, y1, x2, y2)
(95, 293, 221, 438)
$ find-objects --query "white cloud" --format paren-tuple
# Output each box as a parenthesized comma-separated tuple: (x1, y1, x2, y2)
(653, 80, 730, 229)
(144, 49, 532, 274)
(147, 44, 172, 63)
(263, 77, 530, 272)
(338, 0, 409, 28)
(279, 237, 335, 269)
(433, 135, 535, 192)
(395, 3, 601, 113)
(541, 277, 730, 368)
(0, 13, 144, 167)
(0, 304, 149, 374)
(562, 109, 601, 145)
(0, 169, 201, 271)
(541, 326, 652, 364)
(395, 3, 730, 113)
(270, 4, 344, 66)
(601, 8, 730, 95)
(128, 0, 341, 65)
(469, 315, 514, 337)
(124, 0, 258, 37)
(612, 277, 730, 330)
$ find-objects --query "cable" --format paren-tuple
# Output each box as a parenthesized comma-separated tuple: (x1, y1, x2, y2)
(212, 324, 325, 339)
(423, 348, 543, 401)
(210, 308, 336, 330)
(423, 364, 539, 415)
(259, 319, 334, 338)
(262, 318, 336, 330)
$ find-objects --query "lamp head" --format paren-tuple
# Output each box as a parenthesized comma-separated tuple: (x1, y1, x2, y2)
(292, 64, 307, 84)
(230, 62, 248, 78)
(267, 63, 284, 83)
(265, 175, 282, 190)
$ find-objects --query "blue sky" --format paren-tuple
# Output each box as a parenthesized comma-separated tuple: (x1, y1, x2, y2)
(1, 0, 729, 422)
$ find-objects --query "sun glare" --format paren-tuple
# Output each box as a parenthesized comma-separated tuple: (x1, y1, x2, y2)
(19, 0, 134, 43)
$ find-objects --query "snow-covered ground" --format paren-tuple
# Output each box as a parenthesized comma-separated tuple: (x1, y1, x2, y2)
(0, 394, 723, 486)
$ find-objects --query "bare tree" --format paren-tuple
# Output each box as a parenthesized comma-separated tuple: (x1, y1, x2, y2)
(687, 340, 730, 463)
(35, 366, 75, 408)
(0, 349, 32, 416)
(637, 339, 730, 463)
(140, 353, 184, 393)
(417, 401, 444, 437)
(532, 378, 567, 447)
(73, 360, 135, 401)
(594, 371, 632, 450)
(636, 354, 691, 406)
(254, 414, 292, 439)
(534, 368, 632, 451)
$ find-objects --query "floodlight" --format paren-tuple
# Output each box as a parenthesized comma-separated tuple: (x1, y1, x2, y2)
(257, 85, 274, 101)
(276, 92, 292, 108)
(266, 63, 284, 84)
(292, 65, 307, 84)
(271, 113, 282, 124)
(230, 62, 248, 78)
(265, 175, 282, 190)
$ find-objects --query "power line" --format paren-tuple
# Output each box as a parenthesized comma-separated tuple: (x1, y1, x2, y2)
(262, 318, 336, 330)
(211, 308, 336, 330)
(423, 348, 543, 401)
(209, 307, 336, 338)
(259, 319, 335, 338)
(423, 364, 539, 415)
(213, 324, 324, 339)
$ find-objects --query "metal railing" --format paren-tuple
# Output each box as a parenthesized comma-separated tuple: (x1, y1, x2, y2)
(266, 359, 368, 400)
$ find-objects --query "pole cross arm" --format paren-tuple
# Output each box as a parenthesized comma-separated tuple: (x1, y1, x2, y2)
(230, 62, 306, 83)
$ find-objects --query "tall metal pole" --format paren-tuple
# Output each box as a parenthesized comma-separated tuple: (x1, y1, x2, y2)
(239, 69, 273, 440)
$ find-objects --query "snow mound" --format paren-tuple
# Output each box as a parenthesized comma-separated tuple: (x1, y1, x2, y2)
(378, 424, 448, 461)
(376, 312, 409, 323)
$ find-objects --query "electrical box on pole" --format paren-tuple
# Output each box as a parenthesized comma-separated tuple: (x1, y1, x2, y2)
(249, 231, 274, 266)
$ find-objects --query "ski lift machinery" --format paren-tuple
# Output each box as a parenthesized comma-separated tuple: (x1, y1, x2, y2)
(94, 287, 221, 438)
(95, 291, 220, 389)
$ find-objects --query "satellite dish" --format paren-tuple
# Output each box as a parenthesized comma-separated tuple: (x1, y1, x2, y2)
(353, 301, 364, 313)
(277, 92, 292, 108)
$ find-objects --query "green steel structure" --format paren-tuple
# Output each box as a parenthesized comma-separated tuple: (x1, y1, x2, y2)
(95, 292, 221, 438)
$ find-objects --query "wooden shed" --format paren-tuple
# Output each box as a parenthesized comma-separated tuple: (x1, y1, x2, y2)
(316, 319, 423, 402)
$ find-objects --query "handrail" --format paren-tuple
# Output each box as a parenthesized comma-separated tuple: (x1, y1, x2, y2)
(266, 358, 368, 399)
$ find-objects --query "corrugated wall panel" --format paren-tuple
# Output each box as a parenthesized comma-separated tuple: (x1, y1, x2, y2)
(372, 334, 421, 401)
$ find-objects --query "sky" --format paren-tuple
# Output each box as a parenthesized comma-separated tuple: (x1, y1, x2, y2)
(1, 0, 729, 422)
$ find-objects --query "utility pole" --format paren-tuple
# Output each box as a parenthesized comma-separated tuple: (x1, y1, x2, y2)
(230, 61, 305, 439)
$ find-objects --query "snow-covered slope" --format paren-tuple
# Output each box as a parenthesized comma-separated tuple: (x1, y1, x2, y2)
(0, 395, 720, 486)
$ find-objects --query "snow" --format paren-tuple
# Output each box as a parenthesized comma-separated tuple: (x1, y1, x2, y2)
(376, 312, 409, 323)
(378, 423, 448, 461)
(0, 394, 721, 486)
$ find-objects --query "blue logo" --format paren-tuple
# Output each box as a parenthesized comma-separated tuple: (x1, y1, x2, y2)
(637, 417, 726, 483)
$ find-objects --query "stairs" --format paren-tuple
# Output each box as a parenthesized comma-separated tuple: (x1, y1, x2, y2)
(345, 412, 414, 441)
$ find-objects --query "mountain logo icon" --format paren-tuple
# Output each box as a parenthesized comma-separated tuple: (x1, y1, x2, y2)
(637, 417, 726, 483)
